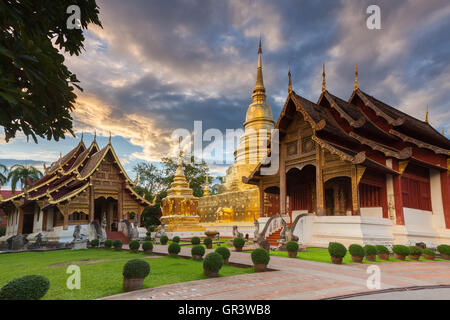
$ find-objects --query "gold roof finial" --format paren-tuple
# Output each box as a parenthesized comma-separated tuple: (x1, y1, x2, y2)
(322, 63, 326, 93)
(108, 131, 112, 144)
(443, 128, 445, 135)
(288, 63, 292, 94)
(425, 105, 429, 123)
(94, 130, 97, 141)
(354, 64, 359, 91)
(81, 132, 84, 142)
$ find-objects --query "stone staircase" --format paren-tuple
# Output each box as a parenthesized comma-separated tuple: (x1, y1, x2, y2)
(106, 231, 130, 244)
(266, 227, 283, 247)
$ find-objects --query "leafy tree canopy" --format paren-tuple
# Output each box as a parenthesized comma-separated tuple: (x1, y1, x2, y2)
(0, 0, 102, 143)
(8, 164, 43, 194)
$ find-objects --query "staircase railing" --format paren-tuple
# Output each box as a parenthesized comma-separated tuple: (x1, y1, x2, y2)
(261, 214, 286, 239)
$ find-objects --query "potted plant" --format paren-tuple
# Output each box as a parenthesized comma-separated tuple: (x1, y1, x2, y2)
(160, 235, 169, 245)
(349, 244, 364, 263)
(203, 252, 223, 277)
(408, 246, 422, 260)
(122, 259, 150, 292)
(233, 237, 245, 252)
(191, 245, 206, 260)
(129, 240, 140, 253)
(203, 237, 213, 249)
(113, 239, 123, 251)
(392, 245, 410, 260)
(205, 230, 219, 239)
(191, 236, 201, 245)
(168, 242, 181, 257)
(104, 239, 113, 249)
(286, 241, 299, 258)
(364, 245, 377, 262)
(172, 236, 180, 243)
(437, 244, 450, 260)
(251, 248, 270, 272)
(328, 242, 347, 264)
(90, 238, 99, 248)
(145, 236, 152, 241)
(215, 247, 231, 264)
(422, 249, 436, 260)
(142, 241, 153, 254)
(376, 245, 390, 260)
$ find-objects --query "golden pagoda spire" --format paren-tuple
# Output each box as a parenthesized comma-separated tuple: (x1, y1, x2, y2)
(354, 64, 359, 91)
(322, 63, 326, 93)
(288, 63, 292, 94)
(203, 169, 210, 196)
(425, 105, 429, 123)
(252, 37, 266, 104)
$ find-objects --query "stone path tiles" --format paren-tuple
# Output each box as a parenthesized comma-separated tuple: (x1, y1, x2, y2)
(103, 245, 450, 300)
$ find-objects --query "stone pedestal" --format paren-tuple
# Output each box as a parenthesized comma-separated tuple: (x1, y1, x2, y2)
(72, 241, 88, 250)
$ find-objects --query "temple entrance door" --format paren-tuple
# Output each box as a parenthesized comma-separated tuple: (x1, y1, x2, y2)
(22, 213, 34, 234)
(286, 165, 316, 221)
(324, 177, 352, 216)
(94, 197, 118, 232)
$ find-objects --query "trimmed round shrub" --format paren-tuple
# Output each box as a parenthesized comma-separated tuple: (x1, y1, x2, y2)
(90, 239, 99, 248)
(122, 259, 150, 279)
(145, 236, 152, 241)
(328, 242, 347, 258)
(349, 244, 364, 257)
(203, 237, 213, 246)
(104, 239, 113, 248)
(376, 245, 389, 255)
(129, 240, 140, 251)
(168, 242, 181, 255)
(113, 239, 123, 249)
(215, 246, 231, 261)
(437, 244, 450, 255)
(364, 245, 377, 256)
(286, 241, 299, 252)
(0, 275, 50, 300)
(172, 236, 180, 243)
(233, 237, 245, 249)
(191, 237, 201, 245)
(423, 249, 435, 257)
(192, 245, 206, 258)
(393, 245, 410, 257)
(142, 241, 153, 252)
(409, 246, 422, 256)
(251, 248, 270, 265)
(203, 252, 223, 272)
(160, 235, 169, 245)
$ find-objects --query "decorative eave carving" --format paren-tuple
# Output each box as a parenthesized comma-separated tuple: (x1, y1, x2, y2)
(389, 129, 450, 155)
(356, 90, 405, 126)
(312, 136, 354, 162)
(48, 183, 90, 205)
(399, 160, 409, 174)
(324, 92, 365, 128)
(348, 132, 406, 159)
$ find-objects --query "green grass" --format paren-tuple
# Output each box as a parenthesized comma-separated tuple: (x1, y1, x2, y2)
(266, 248, 448, 264)
(0, 249, 253, 300)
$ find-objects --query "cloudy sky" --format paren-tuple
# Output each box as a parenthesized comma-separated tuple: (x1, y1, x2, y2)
(1, 0, 450, 181)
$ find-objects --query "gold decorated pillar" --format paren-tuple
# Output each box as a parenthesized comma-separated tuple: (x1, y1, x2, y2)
(315, 145, 325, 215)
(351, 165, 366, 216)
(89, 185, 94, 222)
(280, 143, 286, 215)
(259, 182, 265, 218)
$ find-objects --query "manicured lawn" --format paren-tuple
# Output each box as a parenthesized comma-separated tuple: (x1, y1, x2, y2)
(0, 249, 253, 300)
(268, 247, 448, 264)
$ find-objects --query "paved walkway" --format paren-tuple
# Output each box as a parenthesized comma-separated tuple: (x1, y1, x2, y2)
(102, 245, 450, 300)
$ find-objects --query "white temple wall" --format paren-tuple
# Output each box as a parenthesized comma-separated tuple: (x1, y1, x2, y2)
(360, 207, 383, 218)
(429, 169, 446, 230)
(32, 205, 42, 233)
(46, 207, 54, 231)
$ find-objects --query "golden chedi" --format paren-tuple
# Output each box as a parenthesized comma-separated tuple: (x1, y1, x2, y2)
(160, 158, 204, 232)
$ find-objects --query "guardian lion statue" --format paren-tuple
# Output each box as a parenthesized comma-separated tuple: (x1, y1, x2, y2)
(232, 225, 243, 239)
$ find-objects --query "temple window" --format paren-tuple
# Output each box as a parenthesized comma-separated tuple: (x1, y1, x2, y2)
(359, 183, 381, 207)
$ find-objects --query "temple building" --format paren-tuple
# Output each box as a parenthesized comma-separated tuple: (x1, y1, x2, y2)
(0, 136, 151, 245)
(244, 66, 450, 247)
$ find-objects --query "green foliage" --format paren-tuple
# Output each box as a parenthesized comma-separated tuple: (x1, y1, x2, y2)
(203, 237, 212, 245)
(129, 240, 140, 251)
(328, 242, 347, 258)
(363, 245, 377, 256)
(0, 164, 8, 186)
(215, 247, 231, 261)
(0, 225, 6, 237)
(286, 241, 299, 252)
(160, 235, 169, 245)
(191, 245, 205, 257)
(348, 244, 364, 257)
(142, 241, 153, 251)
(172, 236, 180, 243)
(191, 237, 200, 245)
(251, 248, 270, 265)
(104, 239, 112, 248)
(203, 252, 223, 272)
(233, 237, 245, 248)
(422, 249, 435, 256)
(437, 244, 450, 255)
(113, 240, 123, 249)
(145, 236, 152, 241)
(392, 245, 410, 256)
(375, 245, 390, 255)
(0, 275, 49, 300)
(90, 239, 99, 248)
(168, 243, 181, 255)
(408, 246, 422, 256)
(122, 259, 150, 279)
(0, 0, 102, 143)
(7, 165, 43, 194)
